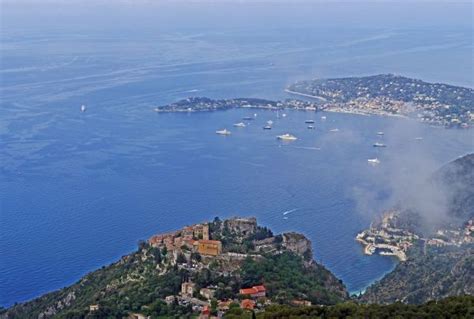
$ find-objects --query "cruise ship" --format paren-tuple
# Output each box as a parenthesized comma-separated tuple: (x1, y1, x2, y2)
(277, 133, 297, 141)
(233, 122, 246, 127)
(216, 129, 231, 135)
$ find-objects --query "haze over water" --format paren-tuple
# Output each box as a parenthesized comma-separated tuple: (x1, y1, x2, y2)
(1, 1, 473, 307)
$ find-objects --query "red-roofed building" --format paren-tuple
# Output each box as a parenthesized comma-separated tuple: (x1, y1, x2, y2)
(239, 285, 266, 298)
(199, 305, 211, 319)
(240, 299, 256, 310)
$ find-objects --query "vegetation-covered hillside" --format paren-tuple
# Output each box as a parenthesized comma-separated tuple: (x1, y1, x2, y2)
(359, 245, 473, 304)
(1, 217, 347, 318)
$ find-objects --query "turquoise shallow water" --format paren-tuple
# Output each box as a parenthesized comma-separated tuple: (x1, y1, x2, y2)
(1, 2, 473, 307)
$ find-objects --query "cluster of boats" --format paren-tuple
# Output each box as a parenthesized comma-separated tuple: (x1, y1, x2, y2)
(216, 113, 331, 140)
(368, 132, 387, 165)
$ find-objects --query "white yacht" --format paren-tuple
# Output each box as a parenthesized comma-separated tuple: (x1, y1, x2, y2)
(233, 122, 246, 128)
(321, 116, 327, 120)
(329, 128, 339, 132)
(377, 131, 384, 136)
(368, 158, 381, 165)
(373, 142, 387, 148)
(305, 120, 315, 124)
(307, 125, 315, 129)
(277, 133, 297, 141)
(216, 129, 231, 135)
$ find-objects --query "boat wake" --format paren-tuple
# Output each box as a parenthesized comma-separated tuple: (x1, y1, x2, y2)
(282, 208, 299, 216)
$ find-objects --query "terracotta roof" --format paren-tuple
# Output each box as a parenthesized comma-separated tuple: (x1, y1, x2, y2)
(254, 285, 266, 292)
(240, 299, 255, 310)
(240, 285, 266, 295)
(240, 288, 257, 295)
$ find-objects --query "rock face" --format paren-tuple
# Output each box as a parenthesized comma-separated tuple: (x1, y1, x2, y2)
(224, 217, 257, 236)
(282, 232, 313, 260)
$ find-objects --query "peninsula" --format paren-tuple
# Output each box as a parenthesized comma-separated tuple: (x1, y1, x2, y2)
(287, 74, 473, 128)
(154, 75, 473, 129)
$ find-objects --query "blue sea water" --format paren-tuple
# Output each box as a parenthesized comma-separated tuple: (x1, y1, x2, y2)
(1, 1, 473, 307)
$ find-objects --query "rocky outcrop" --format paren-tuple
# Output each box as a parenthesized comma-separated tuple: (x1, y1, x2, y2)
(282, 232, 313, 260)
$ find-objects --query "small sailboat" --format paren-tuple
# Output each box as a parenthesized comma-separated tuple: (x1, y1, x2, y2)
(216, 129, 231, 135)
(80, 105, 86, 112)
(267, 120, 273, 125)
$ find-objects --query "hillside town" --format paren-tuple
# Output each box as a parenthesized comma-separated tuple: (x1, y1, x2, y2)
(357, 209, 474, 262)
(287, 74, 474, 128)
(356, 211, 419, 261)
(84, 216, 334, 319)
(427, 219, 474, 247)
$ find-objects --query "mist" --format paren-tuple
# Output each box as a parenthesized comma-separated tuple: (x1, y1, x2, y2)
(352, 118, 473, 234)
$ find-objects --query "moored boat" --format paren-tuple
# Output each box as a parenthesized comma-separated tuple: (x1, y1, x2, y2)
(216, 129, 231, 135)
(368, 158, 380, 165)
(277, 133, 297, 141)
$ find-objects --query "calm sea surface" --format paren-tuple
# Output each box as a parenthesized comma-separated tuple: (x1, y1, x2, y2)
(1, 2, 473, 307)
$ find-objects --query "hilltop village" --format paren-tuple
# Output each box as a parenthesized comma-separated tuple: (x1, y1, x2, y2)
(3, 217, 347, 318)
(141, 217, 342, 318)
